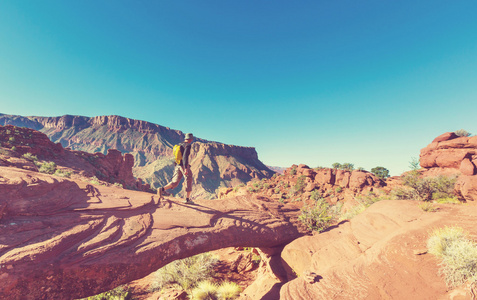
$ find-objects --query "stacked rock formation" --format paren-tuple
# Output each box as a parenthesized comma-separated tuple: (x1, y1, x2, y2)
(420, 132, 477, 201)
(219, 164, 385, 204)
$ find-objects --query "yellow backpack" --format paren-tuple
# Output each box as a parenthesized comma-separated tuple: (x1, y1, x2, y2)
(173, 144, 183, 164)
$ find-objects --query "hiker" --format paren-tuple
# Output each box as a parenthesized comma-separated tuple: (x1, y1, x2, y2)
(157, 133, 194, 204)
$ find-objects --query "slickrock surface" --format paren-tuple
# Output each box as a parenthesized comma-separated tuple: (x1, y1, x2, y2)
(0, 166, 304, 299)
(280, 200, 477, 300)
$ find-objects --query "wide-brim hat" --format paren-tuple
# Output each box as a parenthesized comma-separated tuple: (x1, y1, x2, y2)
(185, 133, 194, 140)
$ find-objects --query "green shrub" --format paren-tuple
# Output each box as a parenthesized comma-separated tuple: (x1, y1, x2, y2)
(39, 161, 57, 174)
(440, 239, 477, 287)
(418, 202, 437, 212)
(190, 281, 218, 300)
(339, 193, 386, 221)
(290, 166, 297, 176)
(9, 136, 15, 142)
(294, 175, 306, 193)
(335, 186, 342, 193)
(409, 157, 420, 171)
(427, 226, 467, 257)
(22, 152, 38, 162)
(80, 286, 131, 300)
(396, 172, 457, 201)
(113, 182, 123, 188)
(310, 190, 321, 201)
(427, 226, 477, 288)
(189, 281, 242, 300)
(455, 129, 472, 137)
(298, 198, 335, 232)
(216, 281, 242, 300)
(342, 163, 354, 171)
(90, 176, 101, 185)
(152, 252, 219, 292)
(54, 169, 72, 178)
(10, 146, 17, 152)
(434, 197, 461, 204)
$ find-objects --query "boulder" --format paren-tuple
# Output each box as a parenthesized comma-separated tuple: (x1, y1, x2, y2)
(420, 133, 477, 201)
(459, 158, 476, 176)
(432, 132, 458, 143)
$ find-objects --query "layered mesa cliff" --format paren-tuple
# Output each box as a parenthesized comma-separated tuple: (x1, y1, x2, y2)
(0, 113, 274, 198)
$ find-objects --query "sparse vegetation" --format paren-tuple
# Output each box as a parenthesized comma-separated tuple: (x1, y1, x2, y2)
(332, 162, 355, 171)
(427, 227, 477, 288)
(54, 169, 72, 178)
(294, 175, 306, 193)
(409, 157, 420, 171)
(290, 166, 297, 176)
(216, 281, 242, 300)
(189, 280, 242, 300)
(339, 192, 387, 221)
(79, 286, 131, 300)
(22, 152, 38, 162)
(418, 202, 437, 212)
(434, 197, 461, 204)
(310, 190, 321, 201)
(298, 198, 336, 232)
(392, 171, 457, 201)
(89, 176, 101, 185)
(455, 129, 472, 137)
(39, 161, 57, 174)
(152, 252, 219, 292)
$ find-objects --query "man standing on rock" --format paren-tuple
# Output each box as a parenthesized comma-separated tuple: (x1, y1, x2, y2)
(157, 133, 194, 204)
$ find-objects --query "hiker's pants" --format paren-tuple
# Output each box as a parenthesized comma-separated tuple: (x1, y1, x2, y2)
(170, 165, 193, 193)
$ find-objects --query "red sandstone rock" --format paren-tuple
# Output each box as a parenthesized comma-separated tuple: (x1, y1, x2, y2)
(432, 132, 458, 143)
(420, 133, 477, 201)
(280, 200, 477, 299)
(0, 166, 305, 299)
(455, 175, 477, 202)
(460, 158, 476, 176)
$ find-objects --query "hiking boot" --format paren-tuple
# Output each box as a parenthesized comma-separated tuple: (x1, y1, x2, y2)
(183, 198, 194, 204)
(157, 187, 170, 198)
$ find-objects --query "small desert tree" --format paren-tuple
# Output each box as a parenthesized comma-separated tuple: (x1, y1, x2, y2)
(371, 166, 390, 179)
(409, 157, 420, 171)
(332, 162, 342, 169)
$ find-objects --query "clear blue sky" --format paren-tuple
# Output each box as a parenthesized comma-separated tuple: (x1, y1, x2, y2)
(1, 1, 476, 176)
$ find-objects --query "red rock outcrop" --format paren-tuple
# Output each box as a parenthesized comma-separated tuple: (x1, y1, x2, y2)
(0, 166, 305, 299)
(280, 200, 477, 299)
(0, 125, 150, 191)
(222, 164, 385, 204)
(420, 132, 477, 201)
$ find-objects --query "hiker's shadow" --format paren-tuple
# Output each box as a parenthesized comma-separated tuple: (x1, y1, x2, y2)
(85, 184, 102, 203)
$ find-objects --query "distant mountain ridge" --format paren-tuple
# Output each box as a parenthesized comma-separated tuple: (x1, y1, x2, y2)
(0, 113, 274, 198)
